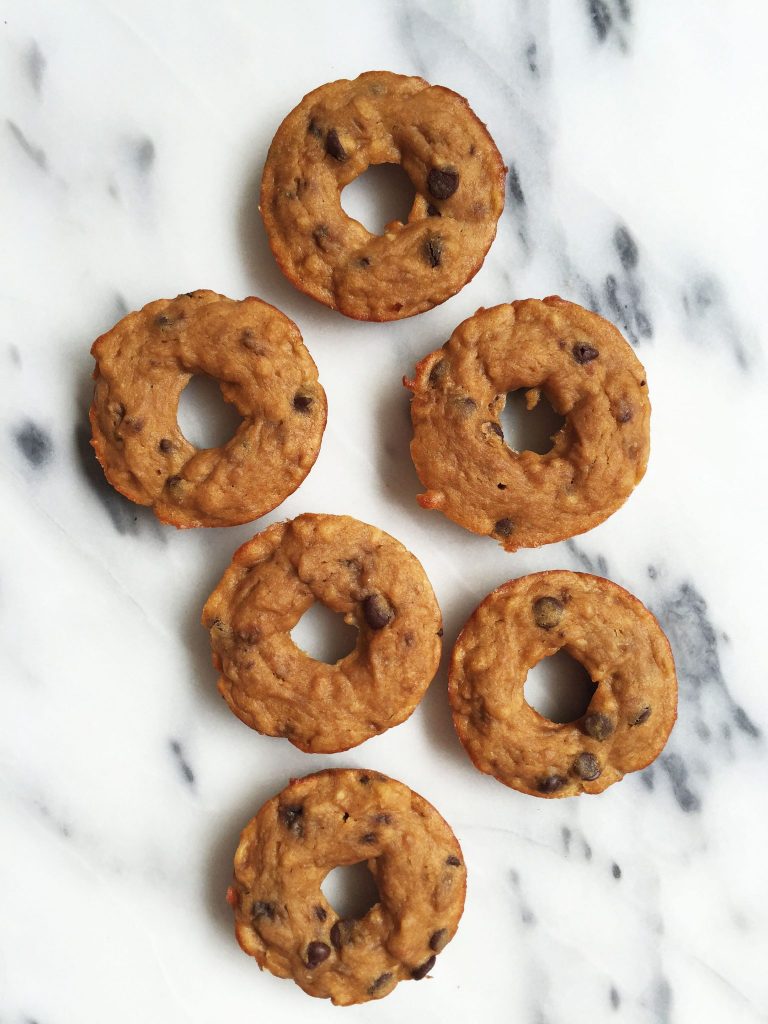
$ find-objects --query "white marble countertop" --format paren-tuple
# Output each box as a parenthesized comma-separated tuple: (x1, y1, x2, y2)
(2, 2, 767, 1021)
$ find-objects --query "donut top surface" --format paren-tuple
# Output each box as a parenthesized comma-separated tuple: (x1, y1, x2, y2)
(261, 70, 506, 320)
(202, 513, 442, 753)
(89, 290, 326, 528)
(407, 297, 651, 549)
(449, 571, 677, 797)
(230, 769, 466, 1005)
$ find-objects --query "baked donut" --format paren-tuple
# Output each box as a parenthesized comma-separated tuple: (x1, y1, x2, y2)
(202, 513, 442, 752)
(260, 70, 506, 321)
(227, 769, 466, 1005)
(448, 571, 677, 797)
(90, 290, 326, 528)
(406, 297, 650, 550)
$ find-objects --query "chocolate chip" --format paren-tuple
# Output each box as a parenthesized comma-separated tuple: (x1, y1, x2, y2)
(368, 972, 393, 994)
(538, 775, 567, 794)
(167, 475, 184, 490)
(158, 438, 173, 453)
(451, 396, 477, 415)
(252, 900, 275, 921)
(437, 627, 444, 637)
(154, 313, 173, 328)
(412, 955, 436, 980)
(426, 203, 441, 217)
(325, 128, 347, 162)
(584, 712, 614, 741)
(357, 256, 371, 267)
(112, 402, 125, 424)
(293, 393, 313, 413)
(125, 417, 144, 434)
(615, 401, 633, 423)
(572, 343, 599, 364)
(533, 596, 564, 629)
(428, 359, 447, 386)
(360, 832, 378, 845)
(306, 941, 330, 968)
(427, 167, 459, 200)
(425, 235, 443, 267)
(364, 593, 394, 630)
(632, 706, 652, 726)
(308, 118, 322, 137)
(574, 752, 601, 781)
(330, 919, 355, 948)
(494, 518, 515, 538)
(446, 855, 461, 867)
(486, 421, 504, 439)
(236, 628, 260, 645)
(314, 905, 327, 922)
(358, 774, 371, 785)
(429, 928, 448, 952)
(312, 224, 330, 249)
(279, 804, 304, 836)
(374, 812, 391, 824)
(342, 811, 350, 822)
(497, 483, 507, 490)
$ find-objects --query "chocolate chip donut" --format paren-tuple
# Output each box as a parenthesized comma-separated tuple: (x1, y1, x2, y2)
(227, 769, 466, 1005)
(405, 297, 650, 549)
(260, 70, 506, 321)
(448, 571, 677, 797)
(202, 514, 442, 752)
(89, 290, 326, 528)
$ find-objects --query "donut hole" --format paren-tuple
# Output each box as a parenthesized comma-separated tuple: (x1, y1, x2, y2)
(321, 861, 380, 920)
(524, 650, 597, 723)
(291, 602, 358, 665)
(177, 374, 241, 450)
(498, 389, 565, 456)
(340, 163, 416, 235)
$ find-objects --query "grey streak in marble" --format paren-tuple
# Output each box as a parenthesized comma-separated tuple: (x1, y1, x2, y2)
(509, 868, 536, 926)
(565, 539, 609, 578)
(14, 420, 53, 467)
(169, 739, 195, 787)
(653, 974, 673, 1024)
(9, 343, 21, 366)
(133, 136, 155, 174)
(26, 40, 45, 97)
(113, 292, 130, 320)
(74, 422, 141, 536)
(587, 0, 612, 42)
(6, 120, 48, 172)
(525, 39, 538, 76)
(657, 752, 700, 814)
(681, 274, 750, 369)
(508, 163, 525, 207)
(611, 861, 621, 879)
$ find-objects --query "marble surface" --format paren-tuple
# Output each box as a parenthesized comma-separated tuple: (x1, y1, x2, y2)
(2, 1, 767, 1021)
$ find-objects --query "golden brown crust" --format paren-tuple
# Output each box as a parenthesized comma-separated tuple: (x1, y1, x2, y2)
(202, 514, 442, 753)
(229, 769, 466, 1005)
(89, 290, 327, 529)
(260, 71, 506, 321)
(406, 297, 651, 549)
(448, 571, 677, 797)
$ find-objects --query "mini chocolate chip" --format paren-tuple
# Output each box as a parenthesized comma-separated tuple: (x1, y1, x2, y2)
(154, 313, 173, 328)
(427, 166, 459, 200)
(538, 775, 567, 794)
(360, 832, 377, 844)
(428, 359, 447, 386)
(358, 774, 370, 785)
(429, 928, 448, 952)
(572, 343, 599, 364)
(342, 811, 350, 822)
(314, 905, 327, 922)
(252, 900, 276, 921)
(112, 402, 125, 424)
(426, 203, 441, 217)
(494, 518, 515, 538)
(533, 596, 564, 629)
(306, 941, 330, 968)
(330, 919, 355, 948)
(374, 813, 391, 824)
(412, 955, 436, 980)
(451, 396, 477, 415)
(616, 401, 633, 423)
(308, 118, 322, 137)
(325, 128, 347, 162)
(486, 421, 504, 439)
(293, 393, 313, 413)
(584, 712, 615, 741)
(446, 855, 461, 866)
(497, 483, 507, 490)
(425, 235, 443, 267)
(357, 256, 371, 267)
(632, 706, 652, 726)
(158, 438, 173, 453)
(368, 972, 393, 994)
(574, 752, 601, 781)
(167, 475, 184, 490)
(312, 224, 330, 249)
(437, 627, 444, 637)
(279, 804, 304, 836)
(363, 594, 394, 630)
(125, 417, 144, 433)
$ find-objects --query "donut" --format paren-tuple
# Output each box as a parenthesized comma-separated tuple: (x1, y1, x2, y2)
(202, 513, 442, 752)
(448, 571, 677, 797)
(260, 70, 506, 321)
(405, 297, 650, 550)
(227, 769, 466, 1005)
(89, 290, 326, 528)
